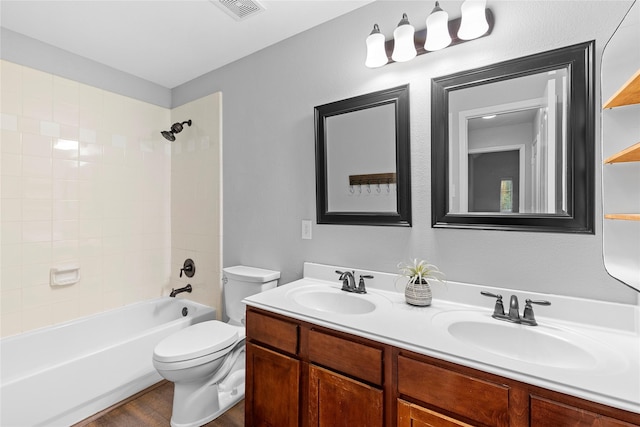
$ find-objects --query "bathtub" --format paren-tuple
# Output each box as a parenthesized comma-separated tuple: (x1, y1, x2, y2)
(0, 297, 216, 427)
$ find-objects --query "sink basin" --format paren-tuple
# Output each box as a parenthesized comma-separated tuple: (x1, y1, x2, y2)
(286, 284, 389, 315)
(433, 310, 609, 370)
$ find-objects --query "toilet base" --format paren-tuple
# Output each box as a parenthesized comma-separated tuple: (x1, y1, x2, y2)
(170, 380, 245, 427)
(169, 347, 246, 427)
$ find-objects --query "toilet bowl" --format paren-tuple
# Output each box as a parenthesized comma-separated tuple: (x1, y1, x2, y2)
(152, 265, 279, 427)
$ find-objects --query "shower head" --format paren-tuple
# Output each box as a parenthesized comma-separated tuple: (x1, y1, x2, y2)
(161, 120, 192, 141)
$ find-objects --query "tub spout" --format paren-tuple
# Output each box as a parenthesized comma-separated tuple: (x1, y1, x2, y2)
(170, 284, 192, 297)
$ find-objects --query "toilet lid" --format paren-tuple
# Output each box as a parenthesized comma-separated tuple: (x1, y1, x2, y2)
(153, 321, 239, 363)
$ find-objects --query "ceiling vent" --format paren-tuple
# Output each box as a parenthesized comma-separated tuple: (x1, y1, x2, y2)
(211, 0, 266, 21)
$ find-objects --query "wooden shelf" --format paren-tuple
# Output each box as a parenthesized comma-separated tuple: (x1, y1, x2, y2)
(604, 141, 640, 164)
(603, 68, 640, 108)
(605, 214, 640, 221)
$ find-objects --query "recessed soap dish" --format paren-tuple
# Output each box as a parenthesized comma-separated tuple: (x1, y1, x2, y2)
(50, 266, 80, 286)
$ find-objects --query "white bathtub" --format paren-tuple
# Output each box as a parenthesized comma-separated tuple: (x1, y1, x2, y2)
(0, 297, 216, 427)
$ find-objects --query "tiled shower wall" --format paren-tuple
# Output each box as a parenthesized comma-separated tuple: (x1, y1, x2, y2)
(169, 93, 223, 315)
(0, 60, 172, 337)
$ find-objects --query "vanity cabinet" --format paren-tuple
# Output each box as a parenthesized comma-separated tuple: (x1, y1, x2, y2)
(245, 311, 300, 427)
(246, 308, 387, 427)
(246, 307, 640, 427)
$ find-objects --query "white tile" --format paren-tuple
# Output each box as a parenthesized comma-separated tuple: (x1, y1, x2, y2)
(22, 133, 53, 157)
(1, 175, 22, 199)
(23, 96, 52, 121)
(0, 113, 18, 131)
(1, 198, 21, 221)
(52, 239, 79, 262)
(1, 130, 21, 153)
(21, 264, 50, 288)
(22, 67, 53, 99)
(1, 264, 22, 292)
(79, 142, 102, 162)
(53, 179, 79, 200)
(22, 241, 52, 265)
(22, 220, 51, 243)
(78, 161, 101, 181)
(1, 242, 22, 267)
(53, 76, 79, 105)
(22, 177, 52, 199)
(18, 117, 40, 135)
(22, 199, 52, 221)
(1, 153, 21, 176)
(79, 128, 97, 144)
(1, 311, 22, 337)
(0, 288, 22, 314)
(53, 138, 79, 160)
(54, 103, 79, 126)
(52, 158, 78, 180)
(1, 222, 22, 244)
(40, 121, 60, 138)
(53, 219, 78, 241)
(53, 200, 79, 220)
(1, 90, 22, 115)
(22, 155, 52, 178)
(21, 304, 53, 333)
(79, 219, 102, 238)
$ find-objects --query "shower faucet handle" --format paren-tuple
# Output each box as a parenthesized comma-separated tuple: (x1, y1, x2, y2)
(180, 259, 196, 278)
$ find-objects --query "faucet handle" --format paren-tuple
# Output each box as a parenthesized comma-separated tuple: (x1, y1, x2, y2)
(356, 275, 373, 294)
(522, 299, 551, 326)
(480, 291, 505, 317)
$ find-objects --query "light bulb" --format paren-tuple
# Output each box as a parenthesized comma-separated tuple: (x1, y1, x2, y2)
(365, 24, 388, 68)
(425, 1, 451, 51)
(391, 13, 417, 63)
(458, 0, 489, 40)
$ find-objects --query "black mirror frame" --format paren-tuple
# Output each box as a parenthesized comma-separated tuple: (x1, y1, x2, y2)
(315, 85, 412, 226)
(431, 41, 595, 233)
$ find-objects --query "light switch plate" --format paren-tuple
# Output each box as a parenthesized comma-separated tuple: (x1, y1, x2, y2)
(301, 220, 312, 239)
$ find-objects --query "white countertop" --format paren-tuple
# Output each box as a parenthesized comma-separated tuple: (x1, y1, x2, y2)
(244, 262, 640, 414)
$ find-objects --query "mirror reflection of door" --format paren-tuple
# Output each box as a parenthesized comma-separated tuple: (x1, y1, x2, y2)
(468, 150, 520, 212)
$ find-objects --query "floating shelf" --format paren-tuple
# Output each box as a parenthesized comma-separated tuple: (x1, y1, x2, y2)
(604, 141, 640, 164)
(603, 68, 640, 109)
(605, 214, 640, 221)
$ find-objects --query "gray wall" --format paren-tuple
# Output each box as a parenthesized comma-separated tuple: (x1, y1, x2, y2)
(174, 0, 638, 304)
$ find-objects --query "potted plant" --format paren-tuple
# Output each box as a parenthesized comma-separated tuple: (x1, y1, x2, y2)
(397, 259, 445, 306)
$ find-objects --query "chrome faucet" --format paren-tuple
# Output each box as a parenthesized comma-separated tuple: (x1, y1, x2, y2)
(508, 295, 521, 322)
(481, 291, 550, 326)
(335, 271, 371, 294)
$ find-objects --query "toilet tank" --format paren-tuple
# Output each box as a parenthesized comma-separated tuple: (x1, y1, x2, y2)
(223, 265, 280, 325)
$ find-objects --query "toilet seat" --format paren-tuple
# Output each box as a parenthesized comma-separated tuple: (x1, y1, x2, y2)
(153, 321, 239, 364)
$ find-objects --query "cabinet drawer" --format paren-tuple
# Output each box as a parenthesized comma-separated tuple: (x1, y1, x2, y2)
(308, 329, 383, 385)
(246, 310, 299, 355)
(398, 355, 509, 427)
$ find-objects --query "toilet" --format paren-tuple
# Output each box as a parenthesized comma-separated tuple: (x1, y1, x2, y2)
(153, 265, 280, 427)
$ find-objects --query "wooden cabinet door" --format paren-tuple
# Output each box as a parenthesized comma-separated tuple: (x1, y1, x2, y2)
(530, 396, 640, 427)
(246, 342, 300, 427)
(398, 399, 474, 427)
(308, 364, 383, 427)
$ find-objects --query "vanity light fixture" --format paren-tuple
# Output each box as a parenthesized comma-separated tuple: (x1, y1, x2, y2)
(365, 0, 493, 68)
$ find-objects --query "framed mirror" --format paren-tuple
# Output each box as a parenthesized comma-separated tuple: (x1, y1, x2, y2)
(315, 85, 411, 226)
(432, 41, 595, 233)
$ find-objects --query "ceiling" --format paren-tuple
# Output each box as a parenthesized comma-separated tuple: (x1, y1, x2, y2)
(1, 0, 373, 89)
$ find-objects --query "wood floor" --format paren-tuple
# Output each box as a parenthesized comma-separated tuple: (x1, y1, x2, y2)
(76, 381, 244, 427)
